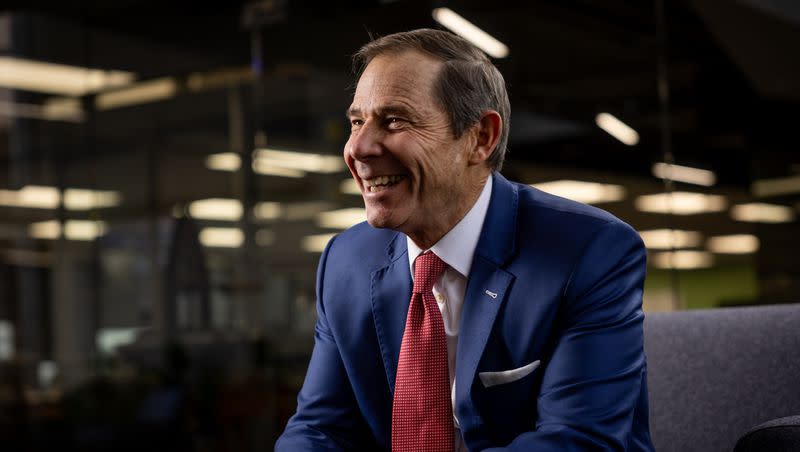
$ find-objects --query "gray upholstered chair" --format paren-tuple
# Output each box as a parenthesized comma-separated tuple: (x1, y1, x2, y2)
(644, 304, 800, 452)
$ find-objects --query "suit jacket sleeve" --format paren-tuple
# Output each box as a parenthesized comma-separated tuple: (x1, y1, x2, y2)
(487, 220, 649, 451)
(275, 235, 376, 451)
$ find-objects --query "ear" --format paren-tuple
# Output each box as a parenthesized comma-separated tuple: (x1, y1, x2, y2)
(468, 110, 502, 166)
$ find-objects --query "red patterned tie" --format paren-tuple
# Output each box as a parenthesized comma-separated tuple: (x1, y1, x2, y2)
(392, 251, 453, 452)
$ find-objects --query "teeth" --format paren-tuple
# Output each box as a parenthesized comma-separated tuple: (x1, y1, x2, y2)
(365, 175, 402, 188)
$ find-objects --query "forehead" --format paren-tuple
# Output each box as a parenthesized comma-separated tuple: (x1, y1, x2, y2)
(350, 51, 443, 116)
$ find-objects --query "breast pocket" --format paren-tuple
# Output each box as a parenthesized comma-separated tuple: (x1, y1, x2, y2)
(479, 360, 541, 388)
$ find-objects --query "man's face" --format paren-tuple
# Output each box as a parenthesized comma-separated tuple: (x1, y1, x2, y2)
(344, 50, 480, 241)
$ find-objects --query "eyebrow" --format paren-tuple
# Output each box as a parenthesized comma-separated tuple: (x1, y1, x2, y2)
(346, 104, 416, 119)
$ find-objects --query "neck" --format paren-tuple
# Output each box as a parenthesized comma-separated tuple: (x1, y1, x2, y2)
(406, 172, 489, 249)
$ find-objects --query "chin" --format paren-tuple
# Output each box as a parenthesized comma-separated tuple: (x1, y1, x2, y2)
(365, 209, 404, 231)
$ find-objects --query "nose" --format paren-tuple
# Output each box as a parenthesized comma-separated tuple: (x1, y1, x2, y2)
(347, 120, 384, 161)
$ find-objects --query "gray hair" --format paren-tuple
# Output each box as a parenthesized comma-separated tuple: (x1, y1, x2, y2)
(353, 28, 511, 171)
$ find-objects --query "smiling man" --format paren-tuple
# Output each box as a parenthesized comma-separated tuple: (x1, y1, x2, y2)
(276, 29, 654, 451)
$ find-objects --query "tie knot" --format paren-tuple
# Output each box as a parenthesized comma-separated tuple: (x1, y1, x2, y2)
(412, 252, 447, 294)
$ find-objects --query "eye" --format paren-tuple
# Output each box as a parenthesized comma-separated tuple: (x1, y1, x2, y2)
(386, 117, 405, 129)
(350, 118, 364, 130)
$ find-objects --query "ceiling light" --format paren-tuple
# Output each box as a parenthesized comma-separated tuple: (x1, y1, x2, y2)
(95, 77, 177, 110)
(652, 163, 716, 186)
(635, 192, 727, 215)
(302, 233, 337, 253)
(63, 189, 121, 210)
(730, 203, 794, 223)
(432, 8, 509, 58)
(29, 220, 107, 241)
(340, 179, 361, 195)
(531, 180, 626, 204)
(188, 198, 243, 221)
(28, 221, 61, 240)
(752, 175, 800, 198)
(199, 227, 243, 248)
(253, 202, 283, 220)
(316, 208, 367, 229)
(0, 185, 121, 210)
(0, 56, 135, 96)
(96, 328, 141, 356)
(651, 250, 714, 270)
(595, 112, 639, 146)
(206, 152, 241, 171)
(0, 99, 84, 122)
(251, 159, 306, 178)
(64, 221, 108, 241)
(253, 148, 344, 174)
(638, 229, 703, 249)
(707, 234, 760, 254)
(0, 185, 60, 209)
(42, 97, 85, 121)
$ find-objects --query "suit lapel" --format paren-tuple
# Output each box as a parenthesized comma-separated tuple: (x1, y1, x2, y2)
(370, 233, 411, 393)
(455, 172, 519, 425)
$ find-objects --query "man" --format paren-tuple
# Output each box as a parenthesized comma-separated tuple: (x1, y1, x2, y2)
(277, 29, 653, 451)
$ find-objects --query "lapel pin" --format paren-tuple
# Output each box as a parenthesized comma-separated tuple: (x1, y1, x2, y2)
(484, 289, 498, 299)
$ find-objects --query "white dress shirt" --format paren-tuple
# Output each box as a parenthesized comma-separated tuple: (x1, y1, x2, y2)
(406, 176, 493, 452)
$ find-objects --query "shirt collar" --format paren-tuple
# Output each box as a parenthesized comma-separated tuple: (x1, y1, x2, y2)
(407, 175, 493, 278)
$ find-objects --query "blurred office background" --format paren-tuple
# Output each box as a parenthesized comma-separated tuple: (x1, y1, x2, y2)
(0, 0, 798, 450)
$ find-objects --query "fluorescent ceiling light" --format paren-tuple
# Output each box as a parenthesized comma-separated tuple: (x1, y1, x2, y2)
(340, 179, 361, 195)
(651, 250, 714, 270)
(707, 234, 760, 254)
(64, 221, 108, 241)
(251, 159, 306, 178)
(730, 203, 794, 223)
(751, 175, 800, 198)
(29, 220, 107, 241)
(652, 163, 716, 186)
(432, 8, 509, 58)
(532, 180, 626, 204)
(0, 99, 84, 122)
(199, 227, 244, 248)
(253, 148, 345, 174)
(638, 229, 703, 250)
(0, 185, 59, 209)
(42, 97, 85, 122)
(64, 189, 122, 210)
(302, 233, 337, 253)
(0, 56, 135, 96)
(596, 113, 639, 146)
(188, 198, 243, 221)
(96, 328, 141, 356)
(186, 66, 254, 91)
(253, 202, 283, 220)
(255, 229, 275, 246)
(635, 192, 727, 215)
(37, 360, 59, 387)
(0, 185, 120, 210)
(95, 77, 177, 110)
(28, 221, 61, 240)
(316, 208, 367, 229)
(206, 152, 241, 171)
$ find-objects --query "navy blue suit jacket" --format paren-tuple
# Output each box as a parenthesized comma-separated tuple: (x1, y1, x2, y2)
(277, 172, 654, 451)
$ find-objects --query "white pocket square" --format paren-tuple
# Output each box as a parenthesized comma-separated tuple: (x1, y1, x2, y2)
(479, 360, 541, 388)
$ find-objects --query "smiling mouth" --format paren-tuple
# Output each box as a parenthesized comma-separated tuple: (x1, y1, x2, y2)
(363, 175, 405, 193)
